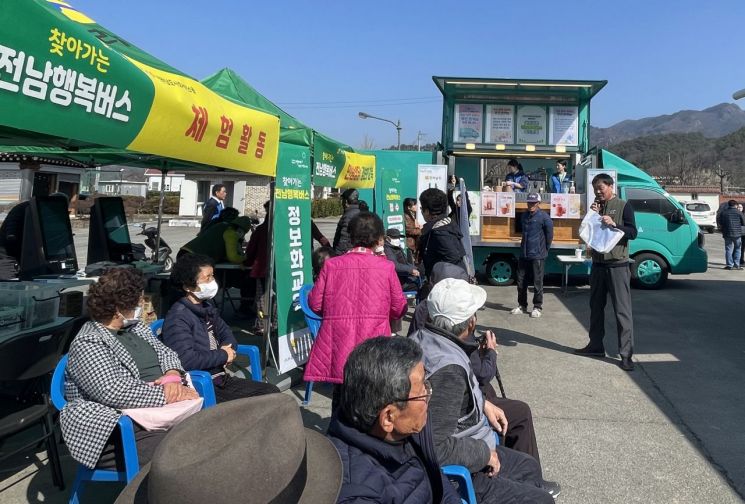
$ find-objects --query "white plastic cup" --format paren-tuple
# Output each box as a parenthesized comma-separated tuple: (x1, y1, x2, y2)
(575, 248, 583, 258)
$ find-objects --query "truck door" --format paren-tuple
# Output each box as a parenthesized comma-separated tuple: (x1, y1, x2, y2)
(622, 186, 689, 259)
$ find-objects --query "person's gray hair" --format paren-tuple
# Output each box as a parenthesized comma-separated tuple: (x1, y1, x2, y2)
(429, 314, 473, 336)
(340, 336, 423, 433)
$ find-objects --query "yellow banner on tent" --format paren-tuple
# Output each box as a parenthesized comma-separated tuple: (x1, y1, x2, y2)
(127, 58, 280, 176)
(336, 152, 376, 189)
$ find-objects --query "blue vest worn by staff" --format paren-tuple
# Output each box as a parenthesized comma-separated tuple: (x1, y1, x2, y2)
(411, 328, 496, 451)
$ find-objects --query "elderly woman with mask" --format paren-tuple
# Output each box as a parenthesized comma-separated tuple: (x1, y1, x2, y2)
(60, 268, 197, 471)
(162, 253, 279, 403)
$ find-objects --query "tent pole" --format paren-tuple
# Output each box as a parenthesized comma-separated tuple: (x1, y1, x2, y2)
(263, 181, 277, 376)
(153, 163, 167, 264)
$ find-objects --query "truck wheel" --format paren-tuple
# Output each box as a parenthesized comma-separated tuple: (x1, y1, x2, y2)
(632, 253, 668, 290)
(486, 257, 516, 286)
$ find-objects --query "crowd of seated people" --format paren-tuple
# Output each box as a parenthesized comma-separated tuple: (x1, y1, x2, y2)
(55, 187, 563, 503)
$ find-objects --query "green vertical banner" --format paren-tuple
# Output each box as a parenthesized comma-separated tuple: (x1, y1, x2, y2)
(273, 144, 314, 374)
(380, 167, 404, 234)
(313, 134, 346, 187)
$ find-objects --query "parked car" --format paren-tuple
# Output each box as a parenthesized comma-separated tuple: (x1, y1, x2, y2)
(681, 201, 716, 233)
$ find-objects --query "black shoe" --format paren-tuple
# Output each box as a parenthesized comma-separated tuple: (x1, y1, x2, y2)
(724, 266, 733, 270)
(574, 345, 605, 357)
(620, 356, 635, 371)
(542, 480, 562, 500)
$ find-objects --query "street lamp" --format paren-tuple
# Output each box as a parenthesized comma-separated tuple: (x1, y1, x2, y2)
(733, 88, 745, 101)
(358, 112, 401, 150)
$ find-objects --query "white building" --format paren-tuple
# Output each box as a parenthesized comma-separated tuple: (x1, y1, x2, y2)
(178, 171, 271, 218)
(665, 185, 720, 210)
(144, 169, 185, 193)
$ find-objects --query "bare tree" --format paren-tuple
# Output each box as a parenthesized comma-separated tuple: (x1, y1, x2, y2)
(715, 164, 729, 193)
(360, 134, 375, 150)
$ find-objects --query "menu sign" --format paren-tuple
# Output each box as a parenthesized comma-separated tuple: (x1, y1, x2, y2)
(516, 105, 547, 145)
(496, 193, 516, 218)
(550, 193, 581, 219)
(486, 105, 514, 144)
(549, 106, 579, 146)
(481, 191, 497, 216)
(454, 103, 483, 143)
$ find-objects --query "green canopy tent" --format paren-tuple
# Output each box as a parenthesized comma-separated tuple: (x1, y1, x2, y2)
(0, 0, 280, 175)
(200, 68, 367, 192)
(0, 1, 284, 269)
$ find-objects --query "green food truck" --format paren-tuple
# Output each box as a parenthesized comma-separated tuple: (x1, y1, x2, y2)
(432, 76, 708, 289)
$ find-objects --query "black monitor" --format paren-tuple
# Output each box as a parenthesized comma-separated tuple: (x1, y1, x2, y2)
(87, 197, 134, 265)
(18, 196, 78, 279)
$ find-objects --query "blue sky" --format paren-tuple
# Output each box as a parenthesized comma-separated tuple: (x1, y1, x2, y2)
(71, 0, 745, 149)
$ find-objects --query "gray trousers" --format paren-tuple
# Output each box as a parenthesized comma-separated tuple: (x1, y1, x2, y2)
(588, 263, 634, 358)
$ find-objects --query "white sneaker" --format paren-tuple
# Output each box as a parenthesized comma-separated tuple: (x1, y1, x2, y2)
(530, 308, 542, 318)
(510, 307, 526, 315)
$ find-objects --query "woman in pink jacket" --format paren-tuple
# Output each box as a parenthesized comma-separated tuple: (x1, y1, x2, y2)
(304, 212, 408, 407)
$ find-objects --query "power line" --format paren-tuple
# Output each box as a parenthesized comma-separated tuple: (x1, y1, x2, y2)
(277, 96, 440, 106)
(283, 99, 440, 110)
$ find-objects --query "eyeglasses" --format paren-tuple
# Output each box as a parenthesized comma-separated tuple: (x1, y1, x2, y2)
(396, 379, 433, 404)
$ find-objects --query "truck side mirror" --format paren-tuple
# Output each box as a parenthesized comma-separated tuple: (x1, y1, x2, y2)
(670, 208, 685, 224)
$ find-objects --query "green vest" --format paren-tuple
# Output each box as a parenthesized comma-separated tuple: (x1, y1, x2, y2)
(592, 197, 630, 263)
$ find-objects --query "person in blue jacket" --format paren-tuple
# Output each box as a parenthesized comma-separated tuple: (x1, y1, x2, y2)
(549, 160, 572, 193)
(504, 159, 529, 193)
(162, 253, 279, 403)
(510, 193, 553, 318)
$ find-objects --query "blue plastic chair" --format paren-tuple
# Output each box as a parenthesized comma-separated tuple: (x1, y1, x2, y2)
(51, 356, 215, 504)
(297, 284, 322, 405)
(442, 465, 477, 504)
(149, 318, 164, 338)
(441, 430, 500, 504)
(150, 319, 263, 382)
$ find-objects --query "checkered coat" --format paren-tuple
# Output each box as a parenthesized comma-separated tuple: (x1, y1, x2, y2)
(60, 320, 184, 469)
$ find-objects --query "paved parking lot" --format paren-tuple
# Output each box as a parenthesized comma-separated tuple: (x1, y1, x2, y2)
(2, 223, 743, 503)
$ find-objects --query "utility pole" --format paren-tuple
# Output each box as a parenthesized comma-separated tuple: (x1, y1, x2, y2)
(416, 131, 427, 151)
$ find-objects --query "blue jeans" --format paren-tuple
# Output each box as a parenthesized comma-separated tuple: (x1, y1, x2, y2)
(724, 237, 742, 267)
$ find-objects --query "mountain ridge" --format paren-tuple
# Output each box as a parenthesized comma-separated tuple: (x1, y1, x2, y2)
(591, 103, 745, 147)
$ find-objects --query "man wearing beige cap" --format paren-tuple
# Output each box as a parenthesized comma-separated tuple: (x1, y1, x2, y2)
(410, 278, 557, 503)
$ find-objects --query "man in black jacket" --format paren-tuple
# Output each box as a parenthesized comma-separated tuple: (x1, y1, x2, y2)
(333, 188, 361, 255)
(411, 279, 556, 503)
(419, 188, 467, 278)
(327, 336, 461, 504)
(719, 199, 745, 270)
(199, 183, 227, 232)
(511, 193, 553, 318)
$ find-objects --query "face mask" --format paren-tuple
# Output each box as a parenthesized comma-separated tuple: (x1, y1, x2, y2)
(390, 238, 401, 247)
(192, 279, 219, 301)
(374, 245, 384, 255)
(120, 306, 142, 328)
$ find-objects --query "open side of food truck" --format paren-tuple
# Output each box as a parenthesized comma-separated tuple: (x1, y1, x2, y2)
(432, 76, 708, 289)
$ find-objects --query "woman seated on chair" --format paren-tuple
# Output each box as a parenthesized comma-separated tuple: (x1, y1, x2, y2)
(162, 253, 279, 403)
(304, 212, 408, 411)
(60, 268, 197, 471)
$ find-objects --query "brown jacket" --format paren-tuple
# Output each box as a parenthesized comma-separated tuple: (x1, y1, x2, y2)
(404, 211, 421, 255)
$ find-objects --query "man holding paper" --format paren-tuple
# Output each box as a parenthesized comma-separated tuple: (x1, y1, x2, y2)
(575, 174, 638, 371)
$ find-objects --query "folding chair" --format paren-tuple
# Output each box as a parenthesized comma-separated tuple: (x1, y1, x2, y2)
(297, 284, 321, 405)
(51, 355, 215, 503)
(0, 319, 74, 492)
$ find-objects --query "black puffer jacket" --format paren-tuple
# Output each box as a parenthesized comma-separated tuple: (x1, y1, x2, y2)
(333, 204, 361, 254)
(419, 216, 466, 277)
(719, 206, 745, 238)
(327, 414, 460, 504)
